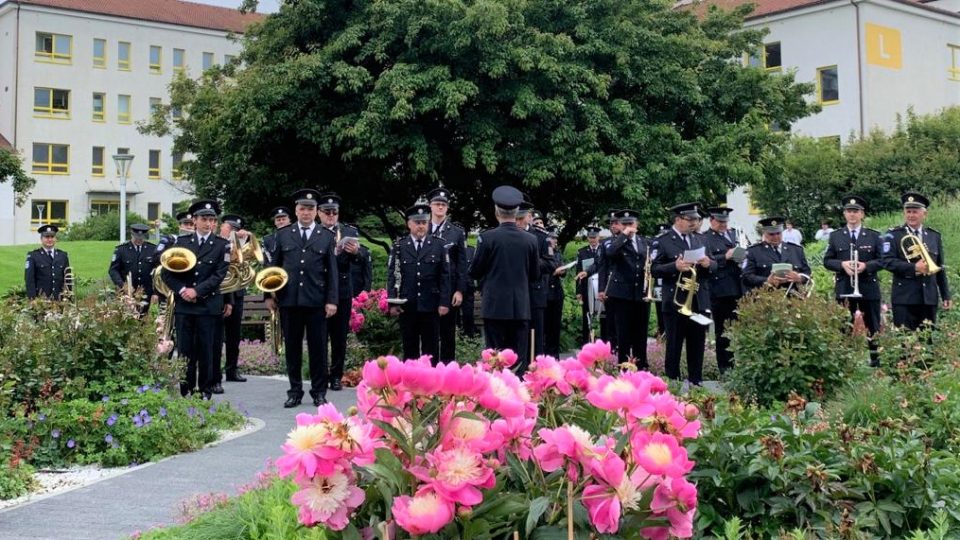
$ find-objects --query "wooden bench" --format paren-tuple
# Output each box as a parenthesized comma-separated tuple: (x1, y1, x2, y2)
(242, 293, 271, 328)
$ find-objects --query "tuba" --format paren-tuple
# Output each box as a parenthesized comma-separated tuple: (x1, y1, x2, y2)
(900, 231, 941, 275)
(220, 232, 257, 294)
(255, 266, 288, 357)
(674, 267, 698, 317)
(154, 246, 197, 342)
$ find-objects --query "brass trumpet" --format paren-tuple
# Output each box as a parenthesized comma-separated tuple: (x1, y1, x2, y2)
(901, 232, 941, 275)
(642, 245, 655, 302)
(674, 267, 698, 316)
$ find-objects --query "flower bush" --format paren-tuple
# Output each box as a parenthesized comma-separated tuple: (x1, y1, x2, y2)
(277, 340, 701, 538)
(347, 289, 403, 364)
(237, 339, 284, 375)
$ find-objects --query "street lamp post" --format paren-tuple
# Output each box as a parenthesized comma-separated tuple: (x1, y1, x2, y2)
(112, 154, 135, 244)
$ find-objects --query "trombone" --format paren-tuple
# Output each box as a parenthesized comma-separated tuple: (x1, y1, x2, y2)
(900, 231, 941, 275)
(642, 245, 655, 302)
(674, 267, 698, 316)
(62, 266, 76, 303)
(840, 243, 862, 299)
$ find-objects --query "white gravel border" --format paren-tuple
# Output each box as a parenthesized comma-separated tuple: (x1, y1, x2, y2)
(0, 417, 265, 513)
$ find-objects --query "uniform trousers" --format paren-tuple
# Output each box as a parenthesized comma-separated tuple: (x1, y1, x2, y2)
(458, 292, 477, 337)
(840, 297, 881, 365)
(545, 298, 564, 357)
(326, 296, 351, 384)
(211, 315, 225, 383)
(399, 310, 440, 362)
(711, 296, 739, 373)
(438, 305, 459, 361)
(663, 311, 706, 385)
(483, 318, 530, 374)
(530, 307, 546, 359)
(282, 306, 329, 398)
(223, 299, 244, 377)
(175, 314, 217, 395)
(606, 297, 649, 368)
(893, 303, 937, 331)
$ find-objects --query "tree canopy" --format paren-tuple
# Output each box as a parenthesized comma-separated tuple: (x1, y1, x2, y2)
(149, 0, 814, 246)
(0, 148, 35, 206)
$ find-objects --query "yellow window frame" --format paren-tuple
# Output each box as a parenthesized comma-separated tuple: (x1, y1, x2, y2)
(92, 92, 106, 122)
(92, 146, 105, 177)
(149, 45, 162, 74)
(35, 32, 72, 64)
(90, 199, 121, 215)
(31, 200, 69, 230)
(93, 38, 107, 68)
(816, 65, 840, 105)
(763, 42, 782, 73)
(148, 150, 161, 179)
(32, 143, 70, 175)
(33, 87, 71, 119)
(118, 41, 131, 71)
(172, 153, 184, 179)
(173, 48, 186, 73)
(949, 44, 960, 82)
(118, 95, 131, 124)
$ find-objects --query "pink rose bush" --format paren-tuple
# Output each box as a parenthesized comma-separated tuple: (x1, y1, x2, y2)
(350, 289, 389, 333)
(278, 340, 700, 538)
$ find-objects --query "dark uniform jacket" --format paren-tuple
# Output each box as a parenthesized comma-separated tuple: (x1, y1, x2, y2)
(267, 224, 339, 308)
(881, 225, 950, 306)
(602, 234, 649, 302)
(350, 244, 373, 297)
(527, 226, 558, 309)
(742, 241, 811, 292)
(575, 244, 601, 298)
(325, 223, 360, 305)
(652, 230, 716, 314)
(387, 236, 452, 313)
(261, 232, 279, 264)
(161, 233, 231, 316)
(109, 241, 158, 296)
(465, 245, 477, 296)
(25, 248, 71, 300)
(547, 251, 565, 302)
(703, 229, 743, 299)
(823, 227, 884, 300)
(468, 222, 540, 320)
(431, 220, 468, 295)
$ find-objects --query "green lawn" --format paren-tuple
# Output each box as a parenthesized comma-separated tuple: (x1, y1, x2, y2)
(1, 240, 118, 295)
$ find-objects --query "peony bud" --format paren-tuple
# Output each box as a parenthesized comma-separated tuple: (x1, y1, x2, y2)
(347, 406, 359, 416)
(377, 356, 389, 369)
(457, 507, 473, 520)
(684, 404, 699, 421)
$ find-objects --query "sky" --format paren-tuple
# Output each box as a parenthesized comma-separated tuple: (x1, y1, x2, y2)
(192, 0, 281, 14)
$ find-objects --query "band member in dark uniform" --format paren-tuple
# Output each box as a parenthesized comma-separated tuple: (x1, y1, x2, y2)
(652, 223, 671, 340)
(427, 187, 467, 362)
(881, 192, 951, 330)
(742, 217, 812, 293)
(317, 193, 360, 392)
(388, 202, 451, 361)
(108, 223, 157, 315)
(824, 196, 885, 366)
(176, 211, 195, 234)
(218, 214, 249, 385)
(351, 243, 373, 297)
(597, 211, 622, 347)
(651, 203, 716, 385)
(25, 225, 71, 300)
(575, 226, 602, 345)
(518, 198, 558, 360)
(265, 189, 339, 407)
(459, 242, 478, 337)
(703, 207, 743, 373)
(162, 199, 231, 399)
(261, 206, 291, 263)
(468, 186, 540, 374)
(544, 227, 566, 357)
(602, 210, 650, 367)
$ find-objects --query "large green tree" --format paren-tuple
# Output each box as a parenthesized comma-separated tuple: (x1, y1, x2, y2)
(0, 148, 35, 206)
(149, 0, 814, 248)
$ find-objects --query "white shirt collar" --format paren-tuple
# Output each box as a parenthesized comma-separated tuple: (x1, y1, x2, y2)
(299, 222, 316, 233)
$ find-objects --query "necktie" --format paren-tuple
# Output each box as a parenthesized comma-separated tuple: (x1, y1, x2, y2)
(850, 229, 857, 244)
(682, 234, 690, 249)
(416, 240, 422, 253)
(301, 227, 308, 241)
(48, 250, 54, 259)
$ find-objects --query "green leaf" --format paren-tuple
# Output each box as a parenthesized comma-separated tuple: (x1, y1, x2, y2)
(526, 496, 551, 536)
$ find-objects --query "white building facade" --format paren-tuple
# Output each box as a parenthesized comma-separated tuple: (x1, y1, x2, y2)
(0, 0, 259, 245)
(717, 0, 960, 234)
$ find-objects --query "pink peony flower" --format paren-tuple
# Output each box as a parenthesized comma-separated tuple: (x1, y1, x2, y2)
(586, 374, 657, 418)
(577, 340, 615, 369)
(480, 348, 518, 370)
(400, 358, 444, 394)
(524, 355, 573, 398)
(491, 416, 537, 463)
(291, 469, 365, 530)
(582, 452, 660, 534)
(436, 362, 490, 398)
(631, 432, 694, 478)
(392, 488, 455, 536)
(361, 356, 405, 390)
(478, 369, 534, 419)
(276, 421, 330, 481)
(410, 446, 496, 507)
(650, 477, 698, 538)
(533, 425, 598, 475)
(439, 402, 502, 454)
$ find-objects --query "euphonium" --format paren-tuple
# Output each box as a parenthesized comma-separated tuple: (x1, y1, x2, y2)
(160, 247, 197, 273)
(642, 245, 655, 302)
(674, 267, 698, 317)
(900, 232, 941, 275)
(221, 232, 257, 293)
(255, 267, 289, 292)
(240, 232, 264, 265)
(155, 245, 196, 342)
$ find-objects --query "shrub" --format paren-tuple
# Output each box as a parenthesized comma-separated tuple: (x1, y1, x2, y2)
(237, 339, 283, 376)
(0, 457, 36, 500)
(62, 211, 151, 241)
(725, 287, 865, 405)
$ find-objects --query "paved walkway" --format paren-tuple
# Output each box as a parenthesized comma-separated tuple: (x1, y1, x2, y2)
(0, 376, 358, 540)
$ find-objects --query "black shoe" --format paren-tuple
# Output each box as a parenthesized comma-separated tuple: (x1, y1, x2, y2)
(212, 383, 224, 394)
(329, 380, 343, 391)
(313, 394, 327, 406)
(226, 373, 247, 382)
(201, 391, 213, 400)
(284, 395, 303, 408)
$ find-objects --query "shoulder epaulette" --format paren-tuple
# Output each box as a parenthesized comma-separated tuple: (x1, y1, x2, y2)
(926, 227, 940, 234)
(450, 221, 465, 230)
(747, 242, 763, 249)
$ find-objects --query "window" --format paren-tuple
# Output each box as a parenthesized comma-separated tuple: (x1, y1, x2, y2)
(172, 152, 183, 179)
(118, 41, 131, 70)
(173, 48, 185, 72)
(171, 105, 183, 120)
(763, 42, 782, 71)
(93, 38, 106, 68)
(35, 32, 72, 63)
(950, 44, 960, 81)
(32, 143, 69, 174)
(92, 146, 105, 176)
(149, 150, 161, 179)
(149, 97, 162, 115)
(92, 92, 106, 122)
(224, 54, 236, 65)
(202, 51, 214, 70)
(90, 200, 121, 216)
(817, 66, 840, 104)
(33, 87, 70, 118)
(32, 200, 68, 229)
(149, 45, 162, 74)
(147, 202, 160, 221)
(118, 95, 131, 123)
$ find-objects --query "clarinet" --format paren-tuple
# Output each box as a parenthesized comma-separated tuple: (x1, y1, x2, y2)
(388, 242, 408, 305)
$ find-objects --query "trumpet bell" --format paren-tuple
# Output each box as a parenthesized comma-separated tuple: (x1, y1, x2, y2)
(160, 247, 197, 272)
(256, 267, 288, 293)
